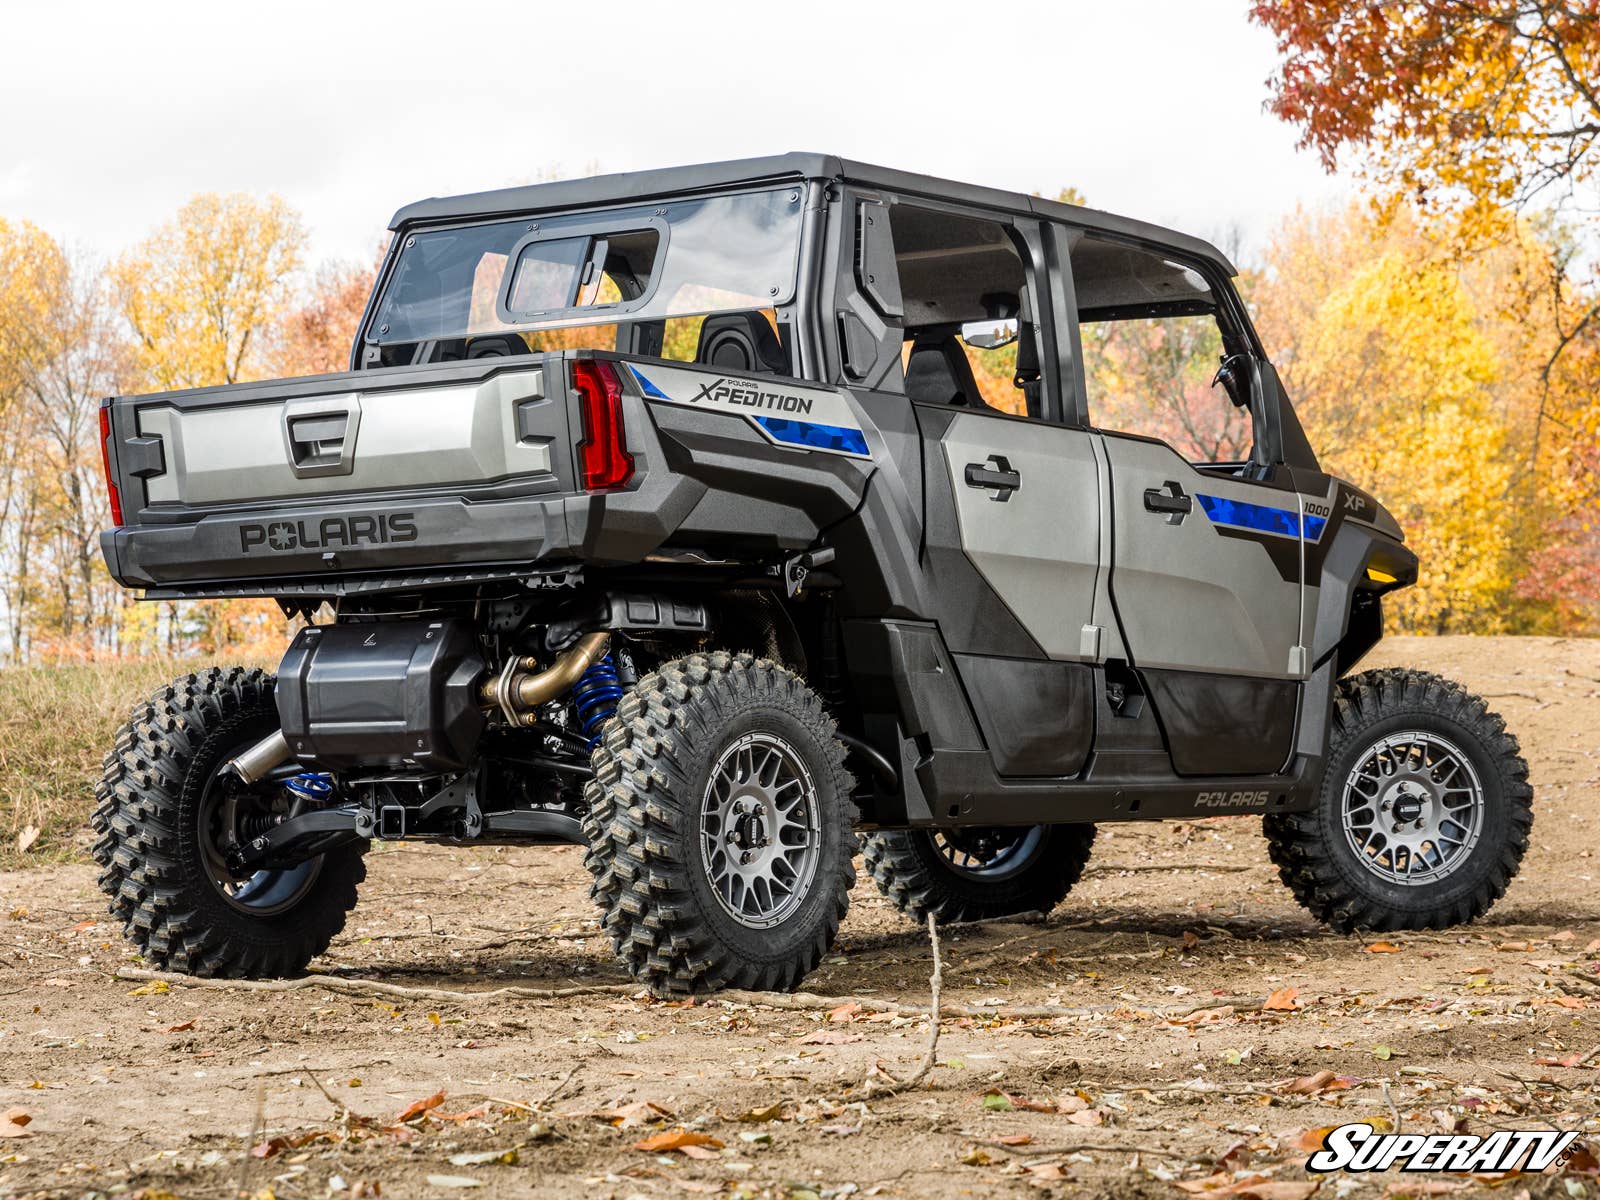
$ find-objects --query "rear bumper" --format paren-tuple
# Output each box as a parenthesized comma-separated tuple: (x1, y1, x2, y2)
(102, 492, 582, 595)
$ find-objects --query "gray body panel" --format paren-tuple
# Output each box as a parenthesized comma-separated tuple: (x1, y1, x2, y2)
(1097, 435, 1303, 680)
(939, 413, 1100, 661)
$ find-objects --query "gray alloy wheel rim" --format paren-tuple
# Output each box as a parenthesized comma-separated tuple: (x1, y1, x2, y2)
(1340, 729, 1485, 886)
(199, 754, 322, 917)
(700, 731, 822, 930)
(932, 825, 1046, 881)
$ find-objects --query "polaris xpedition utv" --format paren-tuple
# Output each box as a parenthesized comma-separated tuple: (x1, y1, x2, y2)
(93, 154, 1532, 993)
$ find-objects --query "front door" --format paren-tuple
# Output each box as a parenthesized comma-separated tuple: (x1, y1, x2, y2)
(1067, 231, 1305, 776)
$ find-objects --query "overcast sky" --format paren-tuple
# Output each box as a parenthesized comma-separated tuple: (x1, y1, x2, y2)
(0, 0, 1349, 269)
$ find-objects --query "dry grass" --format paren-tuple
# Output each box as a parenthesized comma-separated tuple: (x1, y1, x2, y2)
(0, 659, 211, 869)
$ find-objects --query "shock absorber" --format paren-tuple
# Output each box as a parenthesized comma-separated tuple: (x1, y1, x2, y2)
(571, 653, 625, 748)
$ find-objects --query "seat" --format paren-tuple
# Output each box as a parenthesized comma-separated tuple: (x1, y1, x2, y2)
(903, 332, 987, 408)
(695, 312, 789, 374)
(464, 334, 531, 358)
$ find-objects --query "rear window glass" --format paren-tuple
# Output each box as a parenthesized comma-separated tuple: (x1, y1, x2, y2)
(368, 189, 801, 346)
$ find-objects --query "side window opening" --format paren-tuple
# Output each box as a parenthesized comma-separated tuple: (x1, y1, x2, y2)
(1071, 235, 1258, 467)
(881, 205, 1043, 419)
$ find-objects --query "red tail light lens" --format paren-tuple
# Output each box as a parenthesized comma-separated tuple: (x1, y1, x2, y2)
(99, 403, 124, 527)
(572, 360, 634, 492)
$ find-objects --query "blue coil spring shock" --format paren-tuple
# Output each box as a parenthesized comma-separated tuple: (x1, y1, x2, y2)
(572, 653, 625, 748)
(284, 772, 334, 806)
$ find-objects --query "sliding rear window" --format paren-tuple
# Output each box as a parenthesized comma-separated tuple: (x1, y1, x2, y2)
(368, 189, 802, 347)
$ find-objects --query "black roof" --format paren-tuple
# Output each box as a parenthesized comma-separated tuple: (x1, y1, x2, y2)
(389, 152, 1237, 276)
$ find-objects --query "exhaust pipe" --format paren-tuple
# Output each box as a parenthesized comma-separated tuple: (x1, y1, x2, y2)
(225, 729, 294, 785)
(480, 631, 611, 726)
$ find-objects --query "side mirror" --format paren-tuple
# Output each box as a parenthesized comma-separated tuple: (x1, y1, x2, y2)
(960, 318, 1018, 351)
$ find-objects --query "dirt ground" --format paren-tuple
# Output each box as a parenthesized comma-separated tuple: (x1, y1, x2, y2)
(2, 635, 1599, 1200)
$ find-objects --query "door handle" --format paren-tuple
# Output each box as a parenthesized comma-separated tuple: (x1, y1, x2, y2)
(964, 455, 1021, 501)
(1143, 480, 1192, 524)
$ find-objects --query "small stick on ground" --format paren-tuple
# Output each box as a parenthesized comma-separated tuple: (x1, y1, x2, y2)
(113, 967, 637, 1004)
(1381, 1080, 1402, 1134)
(539, 1061, 584, 1108)
(862, 914, 943, 1097)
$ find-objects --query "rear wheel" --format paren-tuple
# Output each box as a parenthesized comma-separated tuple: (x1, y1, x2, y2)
(862, 823, 1096, 925)
(1265, 668, 1531, 932)
(583, 652, 856, 994)
(92, 668, 365, 977)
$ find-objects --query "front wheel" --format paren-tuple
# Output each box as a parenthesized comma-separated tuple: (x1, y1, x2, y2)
(583, 653, 856, 994)
(92, 667, 365, 977)
(1265, 668, 1532, 932)
(862, 824, 1096, 926)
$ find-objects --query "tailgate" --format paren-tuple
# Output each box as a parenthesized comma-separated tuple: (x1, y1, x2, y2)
(102, 358, 579, 589)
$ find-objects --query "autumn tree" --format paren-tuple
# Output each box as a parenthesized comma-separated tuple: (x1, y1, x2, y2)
(266, 258, 377, 378)
(111, 192, 307, 390)
(0, 220, 127, 659)
(1250, 2, 1600, 224)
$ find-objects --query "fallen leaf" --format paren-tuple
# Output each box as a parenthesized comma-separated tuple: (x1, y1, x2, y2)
(1262, 987, 1300, 1011)
(1026, 1162, 1072, 1180)
(164, 1020, 196, 1033)
(826, 1002, 862, 1022)
(250, 1136, 289, 1159)
(1373, 1045, 1395, 1061)
(15, 825, 39, 854)
(995, 1133, 1033, 1146)
(583, 1101, 674, 1128)
(1277, 1070, 1357, 1096)
(1296, 1126, 1338, 1152)
(395, 1090, 447, 1123)
(738, 1103, 786, 1123)
(1535, 1053, 1595, 1068)
(447, 1149, 518, 1167)
(632, 1130, 723, 1153)
(678, 1143, 722, 1160)
(797, 1029, 863, 1045)
(958, 1146, 996, 1166)
(127, 980, 168, 997)
(424, 1176, 483, 1190)
(1364, 941, 1402, 954)
(981, 1091, 1013, 1112)
(0, 1109, 33, 1139)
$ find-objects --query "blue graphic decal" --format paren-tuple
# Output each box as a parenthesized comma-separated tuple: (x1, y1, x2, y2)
(754, 416, 869, 457)
(1197, 493, 1326, 543)
(627, 365, 671, 400)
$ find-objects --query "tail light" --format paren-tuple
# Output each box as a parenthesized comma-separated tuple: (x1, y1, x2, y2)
(99, 403, 124, 527)
(571, 360, 634, 491)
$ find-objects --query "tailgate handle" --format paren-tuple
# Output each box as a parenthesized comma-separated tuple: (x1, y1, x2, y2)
(283, 396, 361, 478)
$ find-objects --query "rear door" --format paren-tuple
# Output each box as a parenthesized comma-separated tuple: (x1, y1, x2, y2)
(1066, 231, 1306, 776)
(847, 198, 1104, 778)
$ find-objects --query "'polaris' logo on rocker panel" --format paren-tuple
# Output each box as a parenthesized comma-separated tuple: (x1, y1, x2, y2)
(239, 513, 418, 554)
(1195, 790, 1270, 808)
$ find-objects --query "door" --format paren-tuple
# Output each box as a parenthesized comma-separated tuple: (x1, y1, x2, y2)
(855, 198, 1102, 777)
(1068, 231, 1305, 776)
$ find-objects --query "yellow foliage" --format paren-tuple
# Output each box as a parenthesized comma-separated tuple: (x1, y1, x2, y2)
(1252, 203, 1594, 632)
(111, 192, 307, 390)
